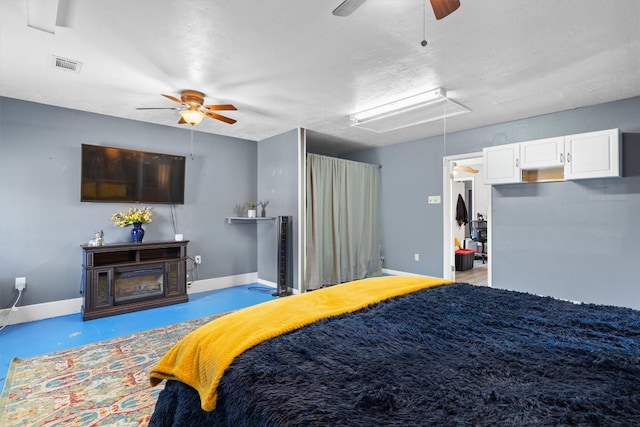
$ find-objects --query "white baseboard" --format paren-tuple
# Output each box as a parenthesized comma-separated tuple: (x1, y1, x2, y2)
(257, 278, 276, 288)
(186, 272, 260, 294)
(257, 278, 301, 295)
(2, 272, 423, 326)
(2, 273, 261, 326)
(1, 297, 83, 327)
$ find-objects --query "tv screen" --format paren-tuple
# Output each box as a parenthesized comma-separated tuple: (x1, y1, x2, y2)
(81, 144, 186, 204)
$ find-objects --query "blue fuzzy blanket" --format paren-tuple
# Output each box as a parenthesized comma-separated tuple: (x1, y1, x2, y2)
(150, 283, 640, 426)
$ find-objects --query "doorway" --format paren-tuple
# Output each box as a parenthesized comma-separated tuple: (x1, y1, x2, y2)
(442, 153, 491, 285)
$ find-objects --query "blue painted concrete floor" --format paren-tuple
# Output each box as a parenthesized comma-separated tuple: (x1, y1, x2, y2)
(0, 284, 277, 391)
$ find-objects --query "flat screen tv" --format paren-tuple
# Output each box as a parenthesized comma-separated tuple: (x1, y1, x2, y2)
(81, 144, 186, 204)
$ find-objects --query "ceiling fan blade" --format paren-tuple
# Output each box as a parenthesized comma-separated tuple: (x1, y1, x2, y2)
(161, 93, 186, 105)
(430, 0, 460, 20)
(203, 110, 236, 124)
(332, 0, 368, 16)
(455, 166, 479, 174)
(135, 107, 181, 110)
(203, 104, 237, 111)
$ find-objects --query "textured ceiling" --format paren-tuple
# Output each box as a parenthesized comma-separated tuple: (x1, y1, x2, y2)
(1, 0, 639, 155)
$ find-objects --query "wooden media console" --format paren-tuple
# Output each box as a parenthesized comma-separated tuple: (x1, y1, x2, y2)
(81, 241, 189, 320)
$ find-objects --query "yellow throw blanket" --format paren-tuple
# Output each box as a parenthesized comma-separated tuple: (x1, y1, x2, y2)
(149, 275, 451, 411)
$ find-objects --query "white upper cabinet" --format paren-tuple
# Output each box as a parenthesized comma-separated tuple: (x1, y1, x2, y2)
(484, 143, 521, 184)
(520, 137, 565, 170)
(564, 129, 620, 180)
(484, 129, 621, 185)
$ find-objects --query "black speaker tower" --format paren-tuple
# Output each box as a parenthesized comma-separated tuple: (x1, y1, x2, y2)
(273, 215, 293, 297)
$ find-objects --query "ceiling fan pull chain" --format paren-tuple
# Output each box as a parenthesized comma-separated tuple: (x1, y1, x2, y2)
(190, 128, 195, 160)
(443, 92, 448, 156)
(421, 0, 428, 47)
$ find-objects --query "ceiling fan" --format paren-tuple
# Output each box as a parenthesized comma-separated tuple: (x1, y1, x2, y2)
(333, 0, 461, 20)
(136, 90, 237, 125)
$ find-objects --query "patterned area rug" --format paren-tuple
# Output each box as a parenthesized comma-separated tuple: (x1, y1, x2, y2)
(0, 313, 225, 426)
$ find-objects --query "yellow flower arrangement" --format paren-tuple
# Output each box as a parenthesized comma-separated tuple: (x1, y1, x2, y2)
(111, 207, 153, 227)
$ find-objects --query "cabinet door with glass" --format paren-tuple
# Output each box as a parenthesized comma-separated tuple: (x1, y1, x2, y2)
(92, 268, 113, 309)
(165, 261, 185, 296)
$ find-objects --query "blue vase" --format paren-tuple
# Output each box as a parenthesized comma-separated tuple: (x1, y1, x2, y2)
(131, 222, 145, 243)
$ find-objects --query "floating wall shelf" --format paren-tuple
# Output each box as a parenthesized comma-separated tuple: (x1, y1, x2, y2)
(225, 217, 276, 224)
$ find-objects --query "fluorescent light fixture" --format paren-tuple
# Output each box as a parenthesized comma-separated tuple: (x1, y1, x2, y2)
(350, 88, 470, 133)
(180, 108, 205, 125)
(27, 0, 59, 34)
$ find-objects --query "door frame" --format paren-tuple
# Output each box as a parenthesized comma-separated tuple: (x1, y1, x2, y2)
(442, 152, 491, 285)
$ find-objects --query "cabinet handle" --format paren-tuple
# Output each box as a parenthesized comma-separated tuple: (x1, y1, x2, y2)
(515, 158, 519, 168)
(567, 152, 571, 163)
(560, 153, 564, 163)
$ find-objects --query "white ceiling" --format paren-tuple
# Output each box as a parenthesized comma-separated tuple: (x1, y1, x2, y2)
(1, 0, 639, 155)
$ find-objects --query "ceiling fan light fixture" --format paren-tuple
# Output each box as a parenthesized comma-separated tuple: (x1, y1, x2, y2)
(350, 88, 470, 133)
(180, 108, 205, 125)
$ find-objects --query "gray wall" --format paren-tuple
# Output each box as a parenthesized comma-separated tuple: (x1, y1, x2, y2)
(257, 129, 300, 290)
(3, 95, 639, 310)
(0, 97, 258, 308)
(347, 96, 640, 309)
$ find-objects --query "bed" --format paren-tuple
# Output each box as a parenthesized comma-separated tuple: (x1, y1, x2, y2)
(148, 276, 640, 426)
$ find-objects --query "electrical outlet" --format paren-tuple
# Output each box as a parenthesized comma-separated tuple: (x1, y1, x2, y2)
(15, 277, 26, 291)
(414, 253, 420, 261)
(194, 255, 202, 265)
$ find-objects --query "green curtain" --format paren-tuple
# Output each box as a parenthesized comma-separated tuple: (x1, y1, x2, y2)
(305, 153, 381, 290)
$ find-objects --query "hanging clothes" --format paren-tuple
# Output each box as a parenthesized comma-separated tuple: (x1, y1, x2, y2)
(456, 194, 468, 226)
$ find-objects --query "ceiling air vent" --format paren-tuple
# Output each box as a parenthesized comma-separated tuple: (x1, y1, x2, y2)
(51, 55, 83, 74)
